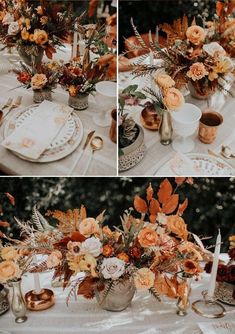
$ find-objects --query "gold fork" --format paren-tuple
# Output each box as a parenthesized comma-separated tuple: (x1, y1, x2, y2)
(4, 96, 22, 117)
(0, 97, 13, 111)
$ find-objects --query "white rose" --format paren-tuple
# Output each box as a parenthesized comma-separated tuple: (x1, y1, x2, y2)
(7, 22, 19, 35)
(2, 13, 14, 25)
(101, 257, 125, 280)
(80, 237, 102, 257)
(203, 42, 226, 58)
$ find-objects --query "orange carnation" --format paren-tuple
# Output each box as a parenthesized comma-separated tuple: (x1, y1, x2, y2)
(102, 244, 113, 257)
(117, 252, 129, 263)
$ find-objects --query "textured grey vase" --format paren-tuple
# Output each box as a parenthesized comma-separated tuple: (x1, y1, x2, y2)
(33, 89, 52, 103)
(95, 278, 136, 311)
(68, 94, 89, 110)
(0, 284, 9, 316)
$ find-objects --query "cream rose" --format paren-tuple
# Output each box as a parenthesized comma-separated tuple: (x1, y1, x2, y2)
(0, 260, 20, 283)
(155, 73, 175, 89)
(101, 257, 125, 280)
(78, 218, 100, 237)
(187, 62, 209, 81)
(186, 25, 205, 45)
(163, 87, 184, 111)
(2, 13, 14, 25)
(134, 268, 155, 289)
(1, 247, 19, 261)
(7, 21, 19, 35)
(31, 73, 47, 90)
(80, 237, 102, 257)
(47, 250, 62, 269)
(203, 42, 226, 58)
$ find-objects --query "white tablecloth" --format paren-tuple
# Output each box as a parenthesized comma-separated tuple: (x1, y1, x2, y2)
(0, 50, 117, 176)
(119, 67, 235, 176)
(1, 255, 234, 334)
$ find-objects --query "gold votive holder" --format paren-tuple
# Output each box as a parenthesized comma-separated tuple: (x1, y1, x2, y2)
(192, 290, 226, 319)
(25, 289, 55, 311)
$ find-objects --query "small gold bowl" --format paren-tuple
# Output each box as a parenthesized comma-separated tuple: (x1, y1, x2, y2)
(25, 288, 55, 311)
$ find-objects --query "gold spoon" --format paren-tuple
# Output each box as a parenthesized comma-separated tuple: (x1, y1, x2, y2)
(221, 145, 235, 159)
(83, 136, 103, 175)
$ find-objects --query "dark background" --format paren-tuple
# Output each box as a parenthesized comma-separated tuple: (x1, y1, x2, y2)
(119, 0, 217, 52)
(0, 177, 234, 252)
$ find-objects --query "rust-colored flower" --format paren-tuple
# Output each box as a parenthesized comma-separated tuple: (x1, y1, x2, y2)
(217, 264, 228, 282)
(102, 244, 113, 257)
(68, 85, 78, 97)
(228, 265, 235, 282)
(186, 25, 205, 45)
(129, 246, 141, 259)
(117, 252, 129, 263)
(17, 71, 31, 84)
(166, 215, 188, 240)
(34, 29, 48, 45)
(138, 226, 159, 248)
(204, 261, 213, 274)
(229, 247, 235, 259)
(182, 259, 202, 275)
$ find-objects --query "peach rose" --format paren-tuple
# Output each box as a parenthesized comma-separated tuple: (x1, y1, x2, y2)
(163, 87, 184, 111)
(33, 29, 48, 45)
(155, 73, 175, 89)
(31, 73, 47, 90)
(134, 268, 155, 289)
(186, 25, 205, 45)
(138, 227, 159, 248)
(78, 218, 100, 238)
(0, 260, 20, 283)
(167, 215, 188, 240)
(47, 250, 62, 269)
(1, 247, 19, 261)
(187, 62, 209, 81)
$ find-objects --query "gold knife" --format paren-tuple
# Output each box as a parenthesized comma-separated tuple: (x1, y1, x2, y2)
(69, 130, 95, 175)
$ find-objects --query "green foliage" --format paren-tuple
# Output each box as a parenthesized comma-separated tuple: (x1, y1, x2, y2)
(0, 177, 234, 252)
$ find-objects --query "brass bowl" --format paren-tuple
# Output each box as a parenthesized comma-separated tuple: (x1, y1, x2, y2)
(140, 105, 161, 131)
(25, 288, 55, 311)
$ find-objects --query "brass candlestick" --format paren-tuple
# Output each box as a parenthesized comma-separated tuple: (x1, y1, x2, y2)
(192, 290, 226, 319)
(25, 289, 55, 311)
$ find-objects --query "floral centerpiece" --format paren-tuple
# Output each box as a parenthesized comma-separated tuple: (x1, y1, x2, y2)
(59, 60, 97, 111)
(130, 18, 234, 100)
(25, 178, 205, 313)
(0, 0, 73, 65)
(14, 61, 63, 103)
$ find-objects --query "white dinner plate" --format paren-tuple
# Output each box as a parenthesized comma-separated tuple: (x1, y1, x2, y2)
(155, 153, 235, 176)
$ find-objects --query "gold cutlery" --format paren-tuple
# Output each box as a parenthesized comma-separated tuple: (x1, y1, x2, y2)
(208, 149, 222, 159)
(69, 130, 95, 175)
(83, 136, 103, 175)
(1, 97, 13, 111)
(221, 145, 235, 159)
(4, 96, 22, 118)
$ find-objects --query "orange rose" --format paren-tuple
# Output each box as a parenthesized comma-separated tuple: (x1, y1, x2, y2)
(186, 25, 205, 45)
(68, 85, 78, 97)
(163, 88, 184, 111)
(138, 226, 159, 248)
(117, 252, 129, 263)
(78, 218, 99, 237)
(0, 261, 20, 283)
(102, 244, 113, 257)
(155, 73, 175, 89)
(167, 215, 188, 240)
(29, 34, 35, 42)
(187, 62, 209, 81)
(34, 29, 48, 45)
(134, 268, 155, 289)
(21, 27, 29, 40)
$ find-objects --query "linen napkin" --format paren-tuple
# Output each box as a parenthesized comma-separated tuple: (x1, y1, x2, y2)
(169, 152, 202, 175)
(198, 322, 235, 334)
(2, 101, 73, 160)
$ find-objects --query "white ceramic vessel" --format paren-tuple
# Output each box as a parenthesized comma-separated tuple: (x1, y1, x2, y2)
(171, 103, 202, 153)
(93, 81, 117, 127)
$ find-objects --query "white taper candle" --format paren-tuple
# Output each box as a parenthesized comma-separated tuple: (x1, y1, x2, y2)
(33, 255, 41, 294)
(207, 229, 221, 298)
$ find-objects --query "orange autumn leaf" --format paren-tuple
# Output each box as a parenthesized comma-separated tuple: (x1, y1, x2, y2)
(157, 179, 173, 204)
(146, 183, 154, 202)
(88, 0, 98, 18)
(150, 214, 157, 224)
(175, 177, 186, 186)
(216, 1, 224, 16)
(177, 198, 188, 216)
(162, 194, 179, 214)
(4, 192, 15, 206)
(149, 198, 161, 215)
(0, 231, 4, 238)
(227, 3, 235, 15)
(45, 46, 56, 59)
(134, 195, 148, 214)
(80, 205, 87, 220)
(71, 231, 86, 242)
(0, 221, 10, 227)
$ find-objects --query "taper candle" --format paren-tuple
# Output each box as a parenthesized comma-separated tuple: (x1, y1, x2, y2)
(72, 23, 78, 59)
(149, 51, 155, 91)
(207, 229, 221, 298)
(33, 255, 41, 294)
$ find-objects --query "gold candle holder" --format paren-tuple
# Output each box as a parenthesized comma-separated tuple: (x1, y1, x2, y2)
(25, 289, 55, 311)
(192, 290, 226, 319)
